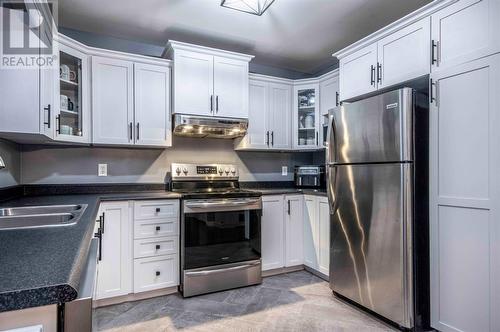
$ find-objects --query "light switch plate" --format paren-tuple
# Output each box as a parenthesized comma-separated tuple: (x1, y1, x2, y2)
(282, 166, 288, 176)
(98, 164, 108, 177)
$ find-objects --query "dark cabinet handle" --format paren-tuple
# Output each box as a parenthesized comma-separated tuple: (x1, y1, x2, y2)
(287, 200, 291, 215)
(156, 244, 160, 250)
(136, 123, 140, 141)
(266, 131, 270, 146)
(430, 78, 437, 104)
(210, 95, 214, 113)
(370, 65, 375, 86)
(101, 212, 105, 233)
(56, 115, 61, 134)
(94, 229, 102, 261)
(316, 131, 319, 146)
(377, 62, 382, 84)
(271, 131, 274, 146)
(129, 122, 133, 141)
(156, 226, 161, 231)
(43, 104, 51, 128)
(155, 271, 161, 276)
(216, 95, 219, 113)
(335, 92, 339, 106)
(155, 208, 161, 213)
(431, 40, 438, 65)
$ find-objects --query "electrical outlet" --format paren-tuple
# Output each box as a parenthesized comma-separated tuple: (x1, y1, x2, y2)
(98, 164, 108, 177)
(282, 166, 288, 176)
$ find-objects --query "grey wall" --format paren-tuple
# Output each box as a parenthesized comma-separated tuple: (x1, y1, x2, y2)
(21, 137, 313, 184)
(0, 139, 21, 188)
(59, 27, 313, 80)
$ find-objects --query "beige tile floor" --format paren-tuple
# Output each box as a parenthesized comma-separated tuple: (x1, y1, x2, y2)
(95, 271, 397, 332)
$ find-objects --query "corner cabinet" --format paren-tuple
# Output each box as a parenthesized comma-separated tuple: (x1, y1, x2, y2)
(293, 83, 321, 150)
(235, 74, 292, 150)
(319, 71, 340, 116)
(166, 41, 253, 118)
(54, 36, 91, 144)
(92, 53, 172, 147)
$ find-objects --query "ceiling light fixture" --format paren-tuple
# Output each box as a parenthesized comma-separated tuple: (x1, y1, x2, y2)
(220, 0, 276, 16)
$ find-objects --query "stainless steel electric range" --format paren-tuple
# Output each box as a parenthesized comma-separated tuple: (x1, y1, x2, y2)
(171, 163, 262, 297)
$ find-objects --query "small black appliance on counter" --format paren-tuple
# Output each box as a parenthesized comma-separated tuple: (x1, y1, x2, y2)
(294, 165, 325, 189)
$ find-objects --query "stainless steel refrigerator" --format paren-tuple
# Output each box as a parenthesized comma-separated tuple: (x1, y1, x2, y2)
(326, 87, 429, 330)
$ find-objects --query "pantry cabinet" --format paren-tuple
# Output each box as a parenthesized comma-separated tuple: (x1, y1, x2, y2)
(429, 54, 500, 332)
(303, 195, 330, 276)
(431, 0, 500, 72)
(235, 75, 292, 150)
(92, 54, 171, 147)
(338, 17, 430, 100)
(95, 201, 132, 300)
(293, 83, 321, 150)
(166, 41, 253, 119)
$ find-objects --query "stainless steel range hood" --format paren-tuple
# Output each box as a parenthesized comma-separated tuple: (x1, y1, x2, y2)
(173, 114, 248, 139)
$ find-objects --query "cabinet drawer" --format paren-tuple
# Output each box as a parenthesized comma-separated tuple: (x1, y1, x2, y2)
(133, 236, 179, 259)
(134, 200, 179, 220)
(133, 254, 179, 293)
(134, 219, 179, 239)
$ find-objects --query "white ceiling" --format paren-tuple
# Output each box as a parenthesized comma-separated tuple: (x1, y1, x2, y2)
(58, 0, 432, 74)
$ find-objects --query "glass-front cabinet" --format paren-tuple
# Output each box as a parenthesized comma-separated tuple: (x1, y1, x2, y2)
(55, 37, 90, 143)
(293, 83, 320, 150)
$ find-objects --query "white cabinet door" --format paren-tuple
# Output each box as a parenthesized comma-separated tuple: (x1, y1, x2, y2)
(134, 63, 171, 147)
(318, 197, 330, 276)
(430, 55, 500, 332)
(431, 0, 500, 72)
(213, 56, 249, 119)
(293, 83, 321, 150)
(268, 82, 292, 150)
(243, 79, 269, 149)
(172, 50, 213, 116)
(339, 43, 378, 101)
(261, 195, 285, 271)
(377, 17, 431, 89)
(96, 202, 132, 300)
(285, 195, 304, 267)
(92, 56, 134, 145)
(303, 195, 319, 270)
(320, 75, 339, 116)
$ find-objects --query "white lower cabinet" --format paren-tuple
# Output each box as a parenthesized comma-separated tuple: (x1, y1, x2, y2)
(303, 195, 330, 276)
(96, 199, 180, 301)
(261, 196, 285, 271)
(285, 195, 304, 267)
(95, 201, 132, 300)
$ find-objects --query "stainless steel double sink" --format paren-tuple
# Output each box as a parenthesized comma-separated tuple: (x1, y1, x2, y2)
(0, 204, 88, 230)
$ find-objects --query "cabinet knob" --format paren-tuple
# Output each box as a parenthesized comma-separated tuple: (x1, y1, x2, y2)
(155, 226, 161, 231)
(156, 271, 161, 276)
(155, 244, 160, 250)
(155, 207, 161, 213)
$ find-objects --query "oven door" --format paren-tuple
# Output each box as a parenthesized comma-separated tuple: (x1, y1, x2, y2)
(183, 197, 261, 270)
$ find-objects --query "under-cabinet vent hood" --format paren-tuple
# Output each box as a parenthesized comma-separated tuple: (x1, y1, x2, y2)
(173, 114, 248, 139)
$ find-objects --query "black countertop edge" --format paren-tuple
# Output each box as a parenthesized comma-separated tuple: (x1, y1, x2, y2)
(253, 188, 327, 196)
(239, 181, 296, 189)
(0, 185, 24, 202)
(23, 183, 167, 196)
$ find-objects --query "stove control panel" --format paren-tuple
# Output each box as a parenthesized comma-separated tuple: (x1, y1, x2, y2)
(171, 163, 238, 179)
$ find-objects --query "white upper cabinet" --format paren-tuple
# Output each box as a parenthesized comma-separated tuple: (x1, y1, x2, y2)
(431, 0, 500, 72)
(92, 52, 172, 147)
(235, 75, 292, 151)
(339, 43, 378, 101)
(213, 56, 249, 118)
(134, 63, 171, 147)
(166, 41, 253, 118)
(293, 83, 321, 150)
(92, 56, 135, 145)
(377, 17, 431, 88)
(172, 49, 214, 116)
(54, 36, 91, 144)
(319, 71, 340, 115)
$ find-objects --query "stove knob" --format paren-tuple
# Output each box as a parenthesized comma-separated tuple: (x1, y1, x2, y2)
(230, 168, 236, 175)
(224, 167, 230, 175)
(175, 167, 181, 175)
(182, 167, 188, 175)
(218, 168, 224, 175)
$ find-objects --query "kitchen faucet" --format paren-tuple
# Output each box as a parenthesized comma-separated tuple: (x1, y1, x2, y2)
(0, 155, 5, 169)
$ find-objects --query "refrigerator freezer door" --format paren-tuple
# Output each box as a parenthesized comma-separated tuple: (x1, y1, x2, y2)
(329, 163, 413, 328)
(328, 88, 413, 164)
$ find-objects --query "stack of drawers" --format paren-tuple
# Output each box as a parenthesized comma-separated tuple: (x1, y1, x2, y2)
(133, 200, 180, 293)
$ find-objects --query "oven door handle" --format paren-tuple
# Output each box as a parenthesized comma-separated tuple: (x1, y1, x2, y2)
(185, 261, 261, 276)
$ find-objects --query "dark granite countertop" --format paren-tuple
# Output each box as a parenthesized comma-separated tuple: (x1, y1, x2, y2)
(250, 188, 327, 197)
(0, 190, 180, 313)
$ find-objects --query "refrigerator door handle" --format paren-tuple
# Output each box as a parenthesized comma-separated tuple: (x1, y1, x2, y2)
(327, 165, 338, 215)
(326, 110, 338, 164)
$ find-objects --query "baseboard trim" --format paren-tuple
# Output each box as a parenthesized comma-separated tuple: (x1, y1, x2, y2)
(304, 265, 329, 281)
(262, 265, 303, 277)
(93, 286, 178, 308)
